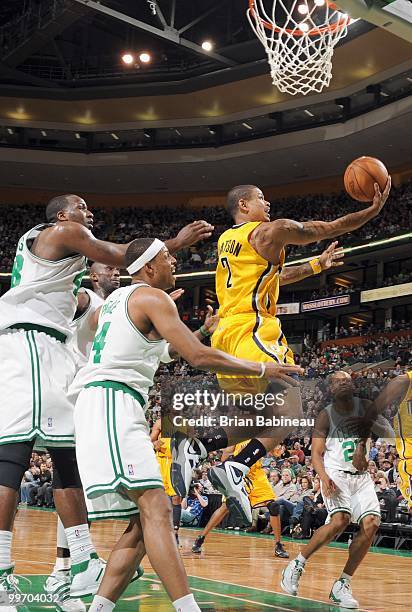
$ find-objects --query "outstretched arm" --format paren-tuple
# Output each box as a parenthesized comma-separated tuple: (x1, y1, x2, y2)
(279, 241, 344, 286)
(164, 220, 214, 254)
(258, 179, 391, 251)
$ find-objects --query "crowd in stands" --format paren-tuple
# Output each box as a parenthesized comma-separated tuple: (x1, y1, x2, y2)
(301, 334, 412, 377)
(20, 451, 54, 508)
(320, 319, 410, 340)
(1, 177, 411, 273)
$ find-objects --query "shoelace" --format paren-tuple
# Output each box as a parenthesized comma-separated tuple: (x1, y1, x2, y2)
(341, 580, 353, 596)
(291, 563, 304, 585)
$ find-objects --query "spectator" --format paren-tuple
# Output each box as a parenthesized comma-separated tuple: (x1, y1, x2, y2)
(20, 466, 40, 504)
(298, 476, 328, 538)
(273, 469, 300, 528)
(181, 483, 208, 526)
(376, 474, 398, 522)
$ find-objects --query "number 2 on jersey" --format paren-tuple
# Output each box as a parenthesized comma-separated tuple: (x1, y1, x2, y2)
(92, 322, 111, 363)
(342, 440, 356, 462)
(221, 256, 233, 288)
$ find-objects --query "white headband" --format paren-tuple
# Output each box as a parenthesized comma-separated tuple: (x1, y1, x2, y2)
(127, 239, 165, 275)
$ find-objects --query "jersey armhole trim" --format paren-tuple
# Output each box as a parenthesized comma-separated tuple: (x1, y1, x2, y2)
(125, 285, 163, 345)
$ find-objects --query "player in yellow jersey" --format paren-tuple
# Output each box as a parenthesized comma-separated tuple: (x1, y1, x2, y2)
(192, 441, 288, 558)
(151, 418, 183, 542)
(367, 372, 412, 509)
(172, 181, 391, 524)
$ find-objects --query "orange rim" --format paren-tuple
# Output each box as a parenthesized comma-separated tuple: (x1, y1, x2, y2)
(248, 0, 350, 37)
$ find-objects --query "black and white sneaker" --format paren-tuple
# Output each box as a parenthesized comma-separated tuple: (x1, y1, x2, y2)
(275, 542, 289, 558)
(192, 535, 205, 553)
(171, 432, 205, 497)
(208, 461, 252, 526)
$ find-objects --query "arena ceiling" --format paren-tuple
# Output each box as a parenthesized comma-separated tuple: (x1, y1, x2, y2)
(0, 1, 411, 192)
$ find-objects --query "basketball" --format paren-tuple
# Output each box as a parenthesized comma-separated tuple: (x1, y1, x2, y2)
(344, 156, 389, 202)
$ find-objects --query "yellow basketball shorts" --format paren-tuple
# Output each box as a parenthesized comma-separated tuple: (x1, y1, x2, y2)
(157, 454, 176, 497)
(246, 472, 276, 508)
(212, 313, 294, 394)
(398, 459, 412, 509)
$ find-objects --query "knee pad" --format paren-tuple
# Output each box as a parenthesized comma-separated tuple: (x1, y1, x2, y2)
(0, 441, 34, 490)
(48, 448, 82, 489)
(268, 500, 279, 517)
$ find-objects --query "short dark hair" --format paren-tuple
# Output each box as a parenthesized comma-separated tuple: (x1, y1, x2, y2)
(125, 238, 156, 270)
(45, 194, 72, 222)
(226, 185, 256, 219)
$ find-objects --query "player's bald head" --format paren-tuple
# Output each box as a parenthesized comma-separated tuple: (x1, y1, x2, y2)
(226, 185, 258, 218)
(89, 262, 107, 275)
(328, 370, 351, 385)
(45, 194, 83, 222)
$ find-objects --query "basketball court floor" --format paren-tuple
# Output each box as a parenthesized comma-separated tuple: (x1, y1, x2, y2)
(14, 508, 412, 611)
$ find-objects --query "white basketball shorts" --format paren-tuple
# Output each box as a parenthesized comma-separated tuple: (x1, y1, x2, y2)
(321, 468, 381, 525)
(0, 327, 77, 447)
(74, 382, 164, 515)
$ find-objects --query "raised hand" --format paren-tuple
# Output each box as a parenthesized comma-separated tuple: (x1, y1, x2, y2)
(318, 241, 345, 271)
(175, 220, 214, 248)
(203, 305, 219, 335)
(371, 175, 391, 213)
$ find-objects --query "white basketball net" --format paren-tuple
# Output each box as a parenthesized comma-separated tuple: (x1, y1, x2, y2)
(247, 0, 351, 96)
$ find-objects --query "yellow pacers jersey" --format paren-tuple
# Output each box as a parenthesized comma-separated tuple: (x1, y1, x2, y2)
(156, 437, 175, 497)
(216, 221, 284, 318)
(213, 222, 293, 367)
(395, 371, 412, 460)
(234, 441, 275, 507)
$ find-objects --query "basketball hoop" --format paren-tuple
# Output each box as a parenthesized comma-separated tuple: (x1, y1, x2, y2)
(247, 0, 351, 96)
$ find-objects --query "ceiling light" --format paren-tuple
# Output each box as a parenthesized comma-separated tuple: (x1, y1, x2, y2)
(304, 109, 314, 117)
(298, 4, 309, 15)
(201, 40, 213, 52)
(122, 53, 134, 65)
(41, 130, 47, 137)
(139, 52, 151, 63)
(111, 132, 119, 140)
(7, 128, 14, 135)
(242, 122, 253, 130)
(298, 22, 309, 32)
(75, 132, 81, 139)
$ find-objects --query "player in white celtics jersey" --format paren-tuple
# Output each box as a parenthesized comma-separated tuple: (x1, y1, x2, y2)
(281, 371, 394, 609)
(0, 193, 214, 610)
(71, 237, 301, 612)
(46, 263, 123, 608)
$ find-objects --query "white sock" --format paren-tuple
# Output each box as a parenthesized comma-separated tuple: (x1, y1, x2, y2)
(0, 531, 12, 569)
(296, 553, 306, 565)
(340, 572, 352, 582)
(89, 595, 115, 611)
(53, 557, 71, 572)
(65, 524, 96, 566)
(57, 517, 69, 549)
(172, 593, 201, 611)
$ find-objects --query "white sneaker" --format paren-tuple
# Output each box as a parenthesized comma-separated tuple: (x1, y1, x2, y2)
(0, 565, 31, 612)
(329, 578, 359, 609)
(44, 570, 86, 611)
(208, 461, 252, 525)
(70, 557, 105, 598)
(280, 559, 305, 596)
(171, 432, 205, 497)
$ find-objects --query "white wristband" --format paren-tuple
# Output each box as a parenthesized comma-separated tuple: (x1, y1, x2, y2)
(257, 362, 266, 378)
